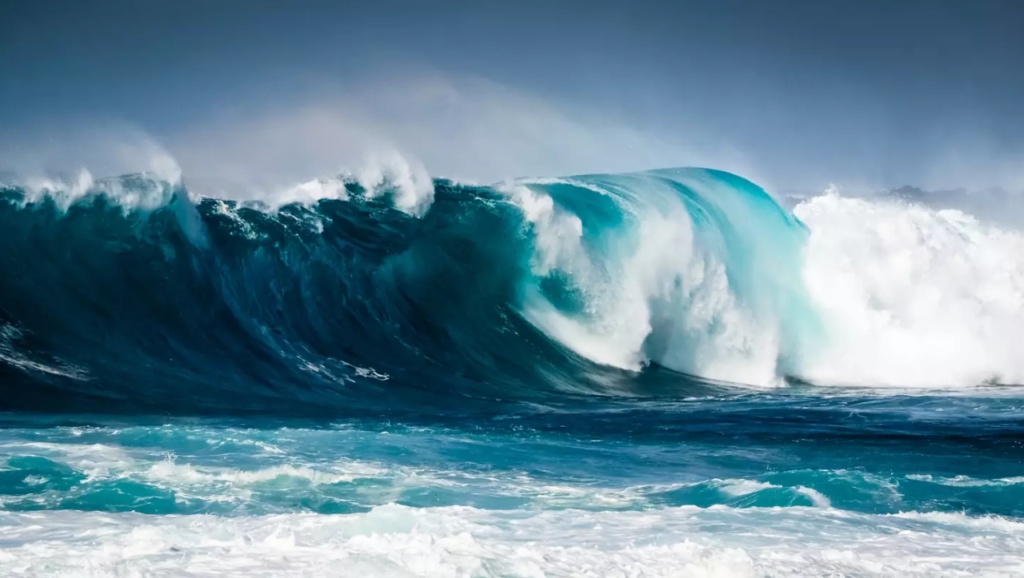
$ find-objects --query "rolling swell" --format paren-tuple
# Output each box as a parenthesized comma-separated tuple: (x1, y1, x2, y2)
(3, 171, 728, 414)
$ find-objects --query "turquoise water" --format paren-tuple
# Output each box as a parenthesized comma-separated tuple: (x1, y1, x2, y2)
(2, 394, 1024, 575)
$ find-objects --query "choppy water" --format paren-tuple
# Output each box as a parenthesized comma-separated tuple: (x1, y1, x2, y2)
(3, 392, 1024, 576)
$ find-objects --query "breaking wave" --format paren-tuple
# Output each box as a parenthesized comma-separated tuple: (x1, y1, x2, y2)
(2, 165, 1022, 413)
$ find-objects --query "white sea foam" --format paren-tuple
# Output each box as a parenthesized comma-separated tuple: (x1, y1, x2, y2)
(906, 474, 1024, 487)
(142, 459, 385, 488)
(0, 439, 385, 488)
(268, 177, 351, 207)
(16, 144, 183, 212)
(0, 440, 134, 482)
(254, 152, 434, 216)
(1, 504, 1022, 577)
(10, 147, 434, 218)
(18, 169, 97, 209)
(352, 152, 435, 216)
(717, 479, 780, 497)
(796, 193, 1024, 387)
(794, 486, 832, 508)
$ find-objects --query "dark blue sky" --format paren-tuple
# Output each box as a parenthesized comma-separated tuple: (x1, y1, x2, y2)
(2, 0, 1022, 192)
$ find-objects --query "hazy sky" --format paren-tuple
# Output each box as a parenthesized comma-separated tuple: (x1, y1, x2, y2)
(2, 0, 1022, 194)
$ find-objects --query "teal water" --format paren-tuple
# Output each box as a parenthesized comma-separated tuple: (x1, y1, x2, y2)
(2, 390, 1024, 575)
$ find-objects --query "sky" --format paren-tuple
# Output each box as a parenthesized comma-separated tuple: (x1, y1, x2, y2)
(1, 0, 1022, 195)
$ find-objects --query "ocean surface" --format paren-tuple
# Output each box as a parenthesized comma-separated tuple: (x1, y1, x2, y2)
(1, 167, 1023, 576)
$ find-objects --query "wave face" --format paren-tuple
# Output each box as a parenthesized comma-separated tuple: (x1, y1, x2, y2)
(1, 167, 1023, 414)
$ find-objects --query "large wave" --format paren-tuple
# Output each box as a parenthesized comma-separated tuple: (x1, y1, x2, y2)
(1, 166, 1021, 413)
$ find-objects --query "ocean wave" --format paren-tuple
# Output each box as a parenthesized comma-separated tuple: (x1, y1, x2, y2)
(2, 167, 1024, 414)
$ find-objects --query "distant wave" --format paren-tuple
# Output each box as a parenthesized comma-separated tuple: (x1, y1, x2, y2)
(2, 167, 1023, 413)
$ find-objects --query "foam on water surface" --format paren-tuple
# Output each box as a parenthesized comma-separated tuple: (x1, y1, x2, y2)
(2, 504, 1023, 577)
